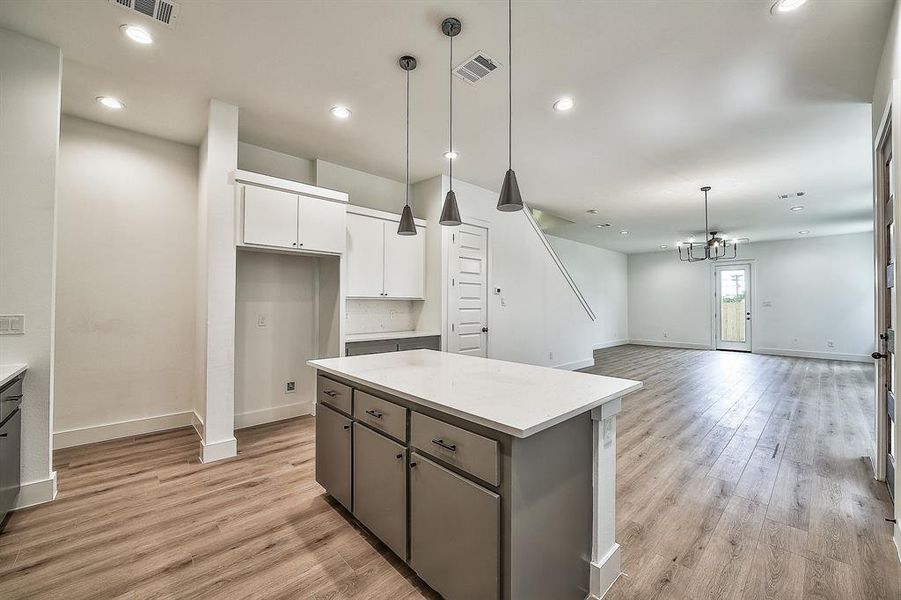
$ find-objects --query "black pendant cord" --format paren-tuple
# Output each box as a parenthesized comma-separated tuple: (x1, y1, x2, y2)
(449, 34, 454, 190)
(508, 0, 512, 170)
(405, 67, 410, 208)
(704, 189, 709, 242)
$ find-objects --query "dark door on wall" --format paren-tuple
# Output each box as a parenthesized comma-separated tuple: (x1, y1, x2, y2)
(876, 117, 896, 502)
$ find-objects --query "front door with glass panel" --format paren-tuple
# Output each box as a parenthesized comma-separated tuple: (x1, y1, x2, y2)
(715, 264, 752, 352)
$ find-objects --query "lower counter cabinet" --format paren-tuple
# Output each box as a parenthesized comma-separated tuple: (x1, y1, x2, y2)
(315, 403, 352, 510)
(409, 452, 500, 600)
(352, 423, 407, 558)
(0, 408, 21, 521)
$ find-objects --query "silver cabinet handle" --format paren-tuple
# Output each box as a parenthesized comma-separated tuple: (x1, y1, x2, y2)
(431, 438, 457, 452)
(3, 395, 22, 402)
(365, 409, 383, 419)
(323, 390, 338, 397)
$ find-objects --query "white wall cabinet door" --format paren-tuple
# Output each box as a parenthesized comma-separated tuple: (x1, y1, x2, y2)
(346, 213, 386, 297)
(298, 194, 346, 254)
(384, 224, 426, 299)
(243, 185, 298, 249)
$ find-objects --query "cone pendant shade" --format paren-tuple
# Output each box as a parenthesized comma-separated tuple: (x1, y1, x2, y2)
(439, 190, 462, 226)
(497, 168, 523, 212)
(397, 204, 417, 235)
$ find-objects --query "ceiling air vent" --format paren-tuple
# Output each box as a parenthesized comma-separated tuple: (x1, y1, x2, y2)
(108, 0, 180, 29)
(454, 51, 501, 85)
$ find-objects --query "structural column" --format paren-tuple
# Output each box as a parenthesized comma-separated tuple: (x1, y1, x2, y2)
(589, 397, 622, 599)
(195, 98, 239, 463)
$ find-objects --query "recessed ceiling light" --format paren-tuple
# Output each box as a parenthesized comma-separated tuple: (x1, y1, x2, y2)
(444, 151, 458, 160)
(330, 105, 351, 119)
(660, 244, 668, 249)
(120, 24, 153, 45)
(798, 230, 810, 235)
(771, 0, 808, 14)
(595, 223, 611, 228)
(790, 205, 804, 212)
(586, 209, 598, 215)
(96, 96, 125, 110)
(619, 230, 629, 235)
(553, 97, 574, 112)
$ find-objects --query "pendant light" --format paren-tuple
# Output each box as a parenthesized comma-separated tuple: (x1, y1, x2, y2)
(497, 0, 523, 212)
(397, 55, 418, 236)
(439, 17, 462, 226)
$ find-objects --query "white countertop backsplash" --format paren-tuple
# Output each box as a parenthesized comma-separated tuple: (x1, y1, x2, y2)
(345, 298, 424, 337)
(309, 350, 641, 438)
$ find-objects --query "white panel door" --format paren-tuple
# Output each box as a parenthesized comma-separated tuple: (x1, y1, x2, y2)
(346, 213, 385, 297)
(243, 185, 298, 248)
(715, 264, 752, 352)
(384, 223, 426, 299)
(298, 194, 346, 254)
(448, 224, 488, 357)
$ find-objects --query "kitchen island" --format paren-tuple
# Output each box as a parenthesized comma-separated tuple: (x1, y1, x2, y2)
(307, 350, 641, 600)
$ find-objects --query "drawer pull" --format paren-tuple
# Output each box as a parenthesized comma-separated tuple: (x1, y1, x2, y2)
(3, 395, 22, 402)
(0, 433, 6, 438)
(431, 438, 457, 452)
(323, 390, 338, 398)
(365, 409, 383, 419)
(396, 453, 403, 459)
(410, 462, 417, 468)
(343, 425, 350, 430)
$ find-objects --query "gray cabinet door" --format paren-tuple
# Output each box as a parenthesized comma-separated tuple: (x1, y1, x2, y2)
(345, 340, 400, 356)
(315, 403, 352, 510)
(409, 452, 500, 600)
(0, 409, 21, 520)
(353, 423, 407, 558)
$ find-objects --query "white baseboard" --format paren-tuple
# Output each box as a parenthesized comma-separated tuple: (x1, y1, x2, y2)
(191, 410, 204, 439)
(593, 339, 629, 351)
(13, 471, 57, 510)
(234, 400, 313, 429)
(589, 543, 622, 599)
(754, 347, 871, 363)
(200, 437, 237, 463)
(555, 358, 596, 371)
(54, 411, 196, 449)
(628, 339, 713, 350)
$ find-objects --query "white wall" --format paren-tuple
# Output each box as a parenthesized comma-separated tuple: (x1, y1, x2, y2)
(628, 232, 875, 360)
(546, 236, 629, 348)
(53, 116, 197, 447)
(315, 159, 406, 213)
(0, 28, 61, 508)
(413, 175, 606, 370)
(235, 251, 318, 428)
(237, 142, 314, 184)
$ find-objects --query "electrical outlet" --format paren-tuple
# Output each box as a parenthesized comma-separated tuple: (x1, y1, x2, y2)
(762, 300, 773, 308)
(663, 331, 668, 339)
(257, 314, 268, 328)
(286, 381, 296, 393)
(549, 351, 554, 361)
(826, 340, 835, 348)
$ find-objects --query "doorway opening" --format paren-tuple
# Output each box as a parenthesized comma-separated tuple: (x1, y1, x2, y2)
(715, 264, 752, 352)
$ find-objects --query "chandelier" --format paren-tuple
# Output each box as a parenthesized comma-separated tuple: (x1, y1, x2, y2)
(677, 186, 746, 262)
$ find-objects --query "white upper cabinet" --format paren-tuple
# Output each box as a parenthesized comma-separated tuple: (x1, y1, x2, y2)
(298, 194, 345, 254)
(239, 173, 347, 255)
(346, 209, 426, 300)
(243, 185, 299, 249)
(384, 223, 426, 299)
(346, 213, 386, 297)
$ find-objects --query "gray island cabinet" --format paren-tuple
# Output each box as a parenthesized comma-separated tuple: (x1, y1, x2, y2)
(308, 350, 642, 600)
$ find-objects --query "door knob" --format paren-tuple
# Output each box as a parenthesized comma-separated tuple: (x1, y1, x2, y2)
(872, 351, 888, 360)
(481, 326, 489, 333)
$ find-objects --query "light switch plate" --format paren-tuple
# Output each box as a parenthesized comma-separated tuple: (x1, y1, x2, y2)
(0, 315, 24, 335)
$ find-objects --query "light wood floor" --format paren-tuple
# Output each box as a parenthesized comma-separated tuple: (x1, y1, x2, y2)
(0, 346, 897, 599)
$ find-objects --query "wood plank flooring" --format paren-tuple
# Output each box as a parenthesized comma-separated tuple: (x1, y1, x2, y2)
(0, 345, 897, 599)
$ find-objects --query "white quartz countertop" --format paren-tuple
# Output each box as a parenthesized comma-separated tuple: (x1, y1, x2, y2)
(0, 364, 27, 388)
(308, 350, 641, 438)
(345, 330, 441, 343)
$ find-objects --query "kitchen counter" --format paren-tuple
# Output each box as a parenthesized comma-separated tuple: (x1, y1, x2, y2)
(308, 349, 641, 599)
(0, 364, 27, 388)
(309, 349, 640, 438)
(344, 330, 441, 343)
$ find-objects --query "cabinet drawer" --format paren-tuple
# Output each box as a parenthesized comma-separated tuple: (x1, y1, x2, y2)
(345, 340, 399, 356)
(354, 391, 407, 442)
(397, 336, 440, 351)
(315, 403, 352, 510)
(353, 423, 407, 559)
(411, 412, 499, 486)
(410, 452, 499, 600)
(317, 375, 352, 415)
(0, 377, 22, 424)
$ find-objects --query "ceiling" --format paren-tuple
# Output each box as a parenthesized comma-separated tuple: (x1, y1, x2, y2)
(0, 0, 891, 253)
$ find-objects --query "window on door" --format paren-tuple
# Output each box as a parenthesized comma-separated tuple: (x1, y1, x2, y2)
(715, 265, 752, 352)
